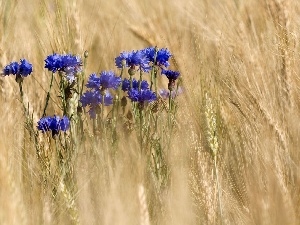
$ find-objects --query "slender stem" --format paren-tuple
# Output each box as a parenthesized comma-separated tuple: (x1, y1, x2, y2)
(167, 90, 172, 129)
(93, 117, 98, 135)
(154, 69, 157, 94)
(130, 75, 133, 89)
(214, 155, 223, 223)
(139, 107, 143, 154)
(60, 78, 67, 115)
(150, 68, 154, 91)
(168, 90, 172, 112)
(139, 69, 143, 91)
(150, 47, 158, 92)
(18, 79, 27, 114)
(43, 72, 55, 117)
(18, 77, 28, 193)
(102, 94, 105, 130)
(120, 67, 124, 79)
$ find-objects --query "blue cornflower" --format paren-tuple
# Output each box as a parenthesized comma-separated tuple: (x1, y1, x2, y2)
(44, 53, 82, 82)
(45, 53, 63, 72)
(45, 53, 81, 72)
(86, 71, 122, 91)
(142, 47, 172, 68)
(19, 59, 33, 77)
(3, 59, 33, 77)
(128, 88, 157, 103)
(3, 62, 19, 75)
(80, 90, 102, 107)
(80, 90, 113, 118)
(37, 115, 70, 136)
(115, 50, 151, 72)
(162, 69, 180, 91)
(86, 73, 100, 89)
(121, 78, 149, 91)
(161, 69, 180, 81)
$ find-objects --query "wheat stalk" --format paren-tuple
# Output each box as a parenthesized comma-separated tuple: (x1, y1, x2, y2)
(204, 93, 223, 223)
(138, 184, 150, 225)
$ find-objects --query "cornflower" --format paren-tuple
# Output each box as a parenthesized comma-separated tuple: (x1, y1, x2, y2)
(115, 50, 151, 73)
(80, 90, 113, 118)
(142, 47, 172, 68)
(128, 88, 156, 109)
(161, 69, 180, 91)
(121, 78, 149, 92)
(3, 59, 33, 77)
(37, 115, 70, 136)
(86, 71, 121, 92)
(44, 53, 82, 82)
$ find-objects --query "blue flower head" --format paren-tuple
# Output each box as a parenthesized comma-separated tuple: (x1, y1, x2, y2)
(3, 59, 33, 77)
(161, 69, 180, 81)
(99, 71, 122, 90)
(37, 115, 70, 136)
(44, 53, 82, 82)
(44, 53, 62, 73)
(80, 90, 101, 107)
(3, 62, 19, 75)
(19, 59, 33, 77)
(86, 71, 122, 90)
(80, 90, 113, 118)
(122, 78, 149, 92)
(142, 47, 172, 68)
(86, 73, 100, 89)
(128, 88, 157, 103)
(115, 50, 151, 72)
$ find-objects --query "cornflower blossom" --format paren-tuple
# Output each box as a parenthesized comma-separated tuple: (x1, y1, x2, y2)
(161, 69, 180, 91)
(161, 69, 180, 81)
(44, 53, 82, 82)
(86, 71, 122, 91)
(142, 47, 172, 68)
(115, 50, 151, 72)
(3, 59, 33, 77)
(37, 115, 70, 136)
(80, 90, 113, 118)
(128, 88, 157, 104)
(121, 78, 149, 92)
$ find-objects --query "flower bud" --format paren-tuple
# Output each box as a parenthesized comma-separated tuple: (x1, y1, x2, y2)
(15, 74, 24, 84)
(84, 50, 89, 58)
(128, 67, 136, 76)
(121, 96, 127, 107)
(168, 80, 176, 91)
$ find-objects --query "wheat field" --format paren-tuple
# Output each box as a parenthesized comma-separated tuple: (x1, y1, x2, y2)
(1, 0, 300, 224)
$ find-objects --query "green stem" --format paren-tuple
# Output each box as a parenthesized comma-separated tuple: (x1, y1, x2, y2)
(130, 75, 133, 89)
(102, 94, 105, 130)
(154, 69, 157, 94)
(139, 107, 143, 154)
(150, 68, 154, 91)
(150, 47, 158, 92)
(18, 80, 27, 114)
(43, 72, 54, 117)
(139, 69, 143, 91)
(168, 90, 172, 112)
(120, 67, 124, 79)
(60, 79, 67, 115)
(93, 117, 98, 135)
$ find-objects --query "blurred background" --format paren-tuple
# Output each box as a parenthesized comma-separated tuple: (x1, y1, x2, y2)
(1, 0, 300, 224)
